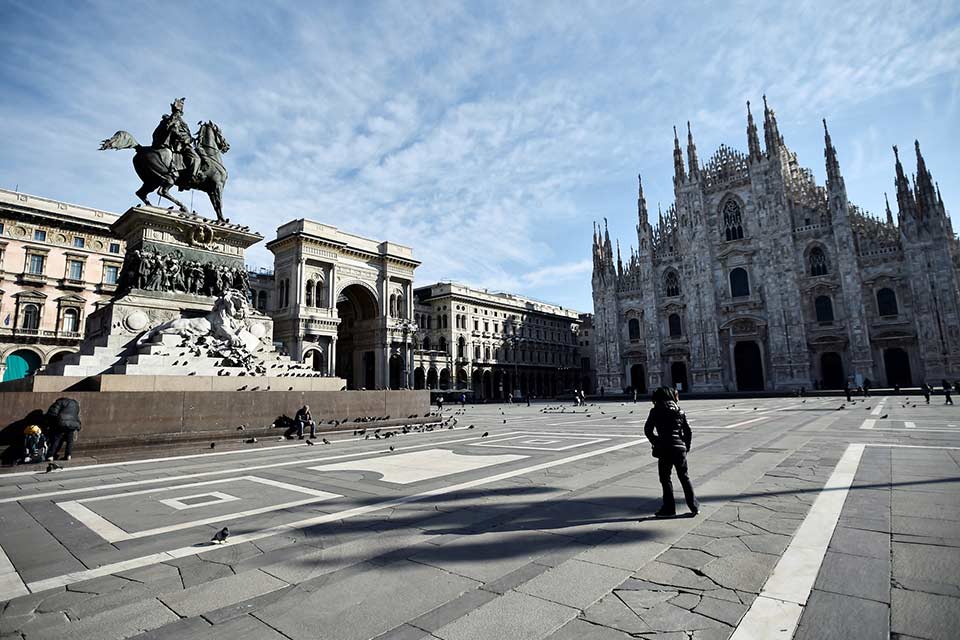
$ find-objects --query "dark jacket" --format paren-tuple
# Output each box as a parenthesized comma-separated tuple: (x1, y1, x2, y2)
(46, 397, 81, 431)
(644, 401, 691, 452)
(295, 407, 313, 425)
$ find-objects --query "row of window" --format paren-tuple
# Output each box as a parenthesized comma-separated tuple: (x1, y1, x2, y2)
(7, 303, 81, 333)
(22, 253, 118, 284)
(8, 224, 121, 254)
(626, 287, 902, 341)
(420, 335, 573, 365)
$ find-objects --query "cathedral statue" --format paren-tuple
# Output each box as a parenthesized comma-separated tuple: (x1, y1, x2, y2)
(99, 97, 231, 223)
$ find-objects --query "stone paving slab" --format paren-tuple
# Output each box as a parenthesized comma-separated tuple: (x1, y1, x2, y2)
(1, 399, 959, 639)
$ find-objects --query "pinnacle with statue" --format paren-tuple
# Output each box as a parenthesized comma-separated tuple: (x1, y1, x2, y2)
(100, 97, 230, 223)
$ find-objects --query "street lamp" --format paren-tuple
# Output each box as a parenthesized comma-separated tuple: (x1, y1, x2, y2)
(394, 318, 418, 389)
(503, 334, 527, 399)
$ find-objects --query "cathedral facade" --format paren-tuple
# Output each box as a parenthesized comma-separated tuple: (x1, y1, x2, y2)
(591, 98, 959, 393)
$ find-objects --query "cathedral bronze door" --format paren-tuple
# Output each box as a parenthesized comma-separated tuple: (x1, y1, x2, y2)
(820, 352, 845, 389)
(630, 364, 646, 393)
(883, 348, 912, 387)
(734, 341, 764, 391)
(671, 362, 689, 391)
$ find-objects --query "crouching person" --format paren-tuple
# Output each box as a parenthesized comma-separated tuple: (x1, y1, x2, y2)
(46, 397, 81, 461)
(644, 387, 698, 517)
(22, 424, 47, 464)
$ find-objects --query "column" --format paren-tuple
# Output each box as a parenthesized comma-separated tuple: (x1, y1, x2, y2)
(382, 343, 391, 389)
(328, 336, 337, 378)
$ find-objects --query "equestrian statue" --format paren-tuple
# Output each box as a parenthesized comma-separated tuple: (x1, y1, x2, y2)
(99, 97, 230, 223)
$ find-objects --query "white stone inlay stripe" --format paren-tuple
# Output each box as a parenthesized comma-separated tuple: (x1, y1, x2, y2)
(19, 438, 646, 598)
(58, 476, 340, 543)
(905, 421, 916, 429)
(730, 443, 865, 640)
(860, 419, 875, 430)
(0, 542, 28, 600)
(309, 449, 526, 484)
(870, 398, 887, 416)
(158, 491, 240, 511)
(473, 436, 607, 451)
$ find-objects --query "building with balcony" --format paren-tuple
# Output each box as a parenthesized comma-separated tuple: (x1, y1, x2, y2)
(592, 98, 960, 392)
(0, 188, 123, 381)
(412, 282, 581, 399)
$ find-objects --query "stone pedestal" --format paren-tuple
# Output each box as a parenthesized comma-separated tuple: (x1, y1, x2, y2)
(39, 206, 343, 389)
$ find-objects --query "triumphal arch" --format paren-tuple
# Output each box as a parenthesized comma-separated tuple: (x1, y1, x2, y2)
(267, 220, 419, 390)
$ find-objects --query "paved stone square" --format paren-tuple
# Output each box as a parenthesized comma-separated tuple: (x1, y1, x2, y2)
(1, 396, 959, 639)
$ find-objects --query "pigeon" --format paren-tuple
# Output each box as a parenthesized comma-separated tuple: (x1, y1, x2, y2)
(503, 419, 506, 424)
(45, 462, 62, 473)
(322, 438, 331, 445)
(753, 408, 758, 411)
(481, 432, 489, 438)
(211, 527, 229, 544)
(389, 445, 395, 452)
(865, 407, 871, 411)
(468, 425, 475, 429)
(612, 416, 617, 419)
(879, 414, 888, 419)
(237, 425, 245, 431)
(210, 442, 216, 449)
(246, 438, 258, 444)
(306, 439, 315, 446)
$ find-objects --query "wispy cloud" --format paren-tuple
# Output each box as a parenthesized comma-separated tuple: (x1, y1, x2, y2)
(1, 0, 957, 312)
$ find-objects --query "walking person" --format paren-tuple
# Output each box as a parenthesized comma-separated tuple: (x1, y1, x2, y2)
(943, 380, 954, 406)
(644, 387, 698, 518)
(862, 379, 871, 398)
(460, 393, 466, 407)
(436, 395, 444, 411)
(844, 382, 852, 403)
(295, 404, 316, 439)
(921, 382, 931, 404)
(46, 397, 81, 461)
(633, 388, 638, 403)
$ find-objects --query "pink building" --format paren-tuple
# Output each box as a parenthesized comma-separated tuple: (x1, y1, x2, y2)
(0, 188, 123, 381)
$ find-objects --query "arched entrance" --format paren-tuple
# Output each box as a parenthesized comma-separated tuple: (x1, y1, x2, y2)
(304, 349, 325, 373)
(734, 341, 764, 391)
(427, 367, 438, 389)
(482, 370, 493, 399)
(3, 350, 42, 382)
(414, 367, 426, 390)
(884, 348, 912, 387)
(439, 368, 451, 390)
(456, 368, 468, 389)
(630, 364, 646, 393)
(820, 352, 845, 389)
(389, 354, 403, 390)
(671, 362, 689, 392)
(336, 284, 379, 389)
(472, 369, 482, 396)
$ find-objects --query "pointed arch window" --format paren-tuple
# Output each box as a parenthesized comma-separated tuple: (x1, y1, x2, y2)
(306, 280, 315, 307)
(628, 318, 641, 340)
(439, 336, 447, 354)
(722, 199, 745, 241)
(457, 336, 466, 358)
(664, 270, 681, 297)
(422, 336, 432, 351)
(809, 247, 828, 276)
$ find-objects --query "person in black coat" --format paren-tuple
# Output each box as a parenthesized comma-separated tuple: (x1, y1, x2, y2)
(294, 404, 316, 439)
(644, 387, 698, 517)
(46, 397, 81, 461)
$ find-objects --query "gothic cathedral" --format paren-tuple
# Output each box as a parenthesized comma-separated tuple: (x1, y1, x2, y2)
(591, 97, 959, 393)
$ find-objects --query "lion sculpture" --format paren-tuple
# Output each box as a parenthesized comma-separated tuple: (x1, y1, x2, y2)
(137, 289, 255, 350)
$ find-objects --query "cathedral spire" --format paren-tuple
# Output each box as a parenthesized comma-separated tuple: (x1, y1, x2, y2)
(672, 126, 686, 186)
(914, 140, 938, 217)
(686, 121, 700, 179)
(762, 95, 782, 157)
(884, 192, 894, 226)
(893, 145, 917, 221)
(616, 239, 623, 276)
(823, 118, 844, 192)
(637, 174, 649, 228)
(746, 100, 762, 162)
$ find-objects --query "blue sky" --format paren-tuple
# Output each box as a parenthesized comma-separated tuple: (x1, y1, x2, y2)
(1, 1, 958, 313)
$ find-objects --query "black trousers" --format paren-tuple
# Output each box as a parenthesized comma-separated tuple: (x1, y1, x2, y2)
(49, 430, 76, 459)
(658, 448, 698, 513)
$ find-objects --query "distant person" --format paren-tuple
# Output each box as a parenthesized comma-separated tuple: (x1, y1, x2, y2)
(295, 404, 316, 439)
(644, 386, 698, 518)
(862, 379, 871, 398)
(921, 382, 931, 404)
(526, 394, 531, 407)
(21, 424, 47, 464)
(460, 393, 466, 407)
(894, 384, 900, 393)
(600, 386, 605, 397)
(436, 395, 444, 411)
(46, 397, 81, 461)
(844, 382, 852, 403)
(507, 392, 514, 404)
(633, 388, 638, 403)
(944, 380, 954, 406)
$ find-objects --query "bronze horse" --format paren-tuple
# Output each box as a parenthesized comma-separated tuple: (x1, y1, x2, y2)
(99, 121, 230, 222)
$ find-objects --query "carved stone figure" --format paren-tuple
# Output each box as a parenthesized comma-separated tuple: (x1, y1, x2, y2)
(99, 98, 230, 223)
(137, 289, 252, 350)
